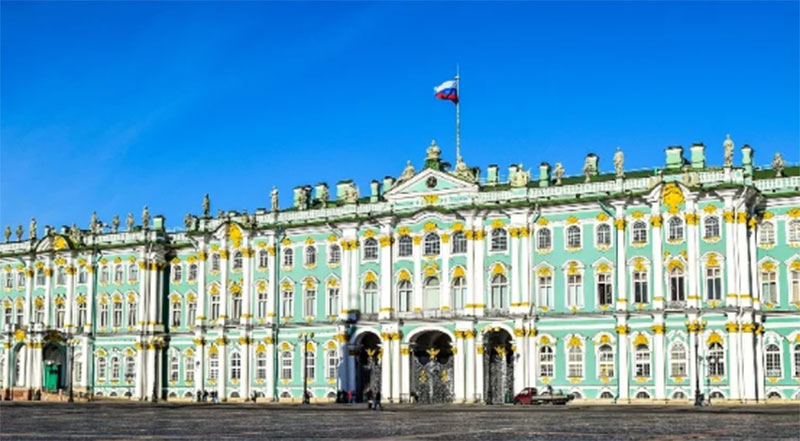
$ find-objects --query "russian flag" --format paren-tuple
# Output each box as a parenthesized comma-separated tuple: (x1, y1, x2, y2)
(434, 80, 458, 104)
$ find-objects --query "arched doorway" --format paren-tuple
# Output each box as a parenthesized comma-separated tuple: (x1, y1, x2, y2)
(483, 328, 513, 404)
(42, 343, 66, 392)
(354, 332, 381, 403)
(410, 330, 453, 404)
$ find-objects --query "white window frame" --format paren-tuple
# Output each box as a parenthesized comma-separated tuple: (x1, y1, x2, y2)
(669, 341, 688, 378)
(397, 236, 413, 258)
(363, 238, 379, 261)
(760, 222, 776, 246)
(631, 220, 648, 245)
(451, 232, 467, 254)
(703, 216, 720, 239)
(304, 246, 316, 266)
(565, 225, 582, 249)
(490, 229, 508, 252)
(667, 217, 684, 242)
(536, 228, 552, 251)
(595, 223, 612, 248)
(423, 233, 440, 256)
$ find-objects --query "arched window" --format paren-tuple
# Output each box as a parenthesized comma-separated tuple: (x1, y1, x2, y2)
(188, 264, 197, 281)
(57, 267, 66, 285)
(670, 342, 687, 377)
(567, 346, 583, 378)
(172, 264, 182, 282)
(100, 266, 110, 283)
(634, 344, 651, 378)
(704, 216, 720, 239)
(97, 357, 107, 381)
(187, 299, 196, 325)
(669, 266, 685, 302)
(598, 344, 614, 378)
(230, 353, 241, 380)
(761, 265, 778, 304)
(128, 264, 139, 282)
(423, 277, 440, 311)
(398, 280, 412, 312)
(397, 236, 413, 257)
(305, 350, 316, 380)
(55, 301, 66, 328)
(363, 238, 379, 261)
(424, 233, 440, 256)
(114, 265, 123, 283)
(490, 274, 508, 310)
(596, 223, 611, 247)
(632, 221, 647, 244)
(304, 246, 316, 266)
(280, 350, 293, 380)
(110, 357, 121, 382)
(566, 226, 581, 248)
(708, 342, 725, 376)
(451, 232, 467, 254)
(328, 244, 341, 264)
(760, 222, 775, 246)
(169, 356, 180, 382)
(600, 391, 614, 399)
(452, 276, 466, 310)
(668, 217, 684, 241)
(209, 351, 219, 380)
(211, 254, 221, 272)
(112, 300, 123, 327)
(282, 248, 293, 267)
(363, 281, 378, 314)
(491, 229, 508, 252)
(256, 351, 267, 380)
(790, 220, 800, 243)
(232, 251, 243, 270)
(765, 344, 781, 378)
(539, 346, 554, 378)
(125, 356, 135, 382)
(635, 391, 651, 399)
(258, 250, 269, 268)
(304, 286, 316, 316)
(76, 302, 87, 327)
(326, 348, 338, 380)
(537, 228, 552, 250)
(672, 390, 686, 400)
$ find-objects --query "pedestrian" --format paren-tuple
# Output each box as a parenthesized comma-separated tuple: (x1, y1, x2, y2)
(347, 390, 354, 404)
(365, 388, 373, 409)
(374, 391, 383, 411)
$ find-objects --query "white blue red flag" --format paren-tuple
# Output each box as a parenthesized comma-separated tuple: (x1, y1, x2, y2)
(434, 80, 458, 104)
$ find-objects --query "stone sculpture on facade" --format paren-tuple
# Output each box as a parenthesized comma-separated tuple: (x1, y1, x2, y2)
(426, 139, 441, 160)
(452, 156, 476, 183)
(15, 225, 23, 242)
(142, 206, 150, 230)
(111, 215, 120, 233)
(298, 188, 308, 210)
(510, 164, 530, 188)
(29, 218, 37, 240)
(582, 158, 592, 183)
(398, 160, 416, 184)
(90, 211, 100, 234)
(69, 224, 81, 244)
(554, 162, 565, 185)
(772, 153, 786, 177)
(203, 194, 210, 217)
(4, 226, 11, 243)
(319, 186, 329, 208)
(271, 186, 279, 212)
(723, 134, 734, 167)
(345, 184, 359, 204)
(184, 213, 194, 230)
(613, 147, 625, 178)
(126, 213, 135, 231)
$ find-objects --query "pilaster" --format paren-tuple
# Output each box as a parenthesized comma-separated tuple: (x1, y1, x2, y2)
(379, 226, 393, 320)
(614, 204, 628, 311)
(615, 316, 629, 401)
(652, 316, 665, 400)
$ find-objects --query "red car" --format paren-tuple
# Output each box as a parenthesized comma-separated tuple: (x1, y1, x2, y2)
(512, 387, 574, 405)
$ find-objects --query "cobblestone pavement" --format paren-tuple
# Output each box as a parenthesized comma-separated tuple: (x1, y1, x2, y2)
(1, 402, 798, 441)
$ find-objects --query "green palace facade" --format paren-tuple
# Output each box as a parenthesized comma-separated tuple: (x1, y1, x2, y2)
(1, 136, 799, 404)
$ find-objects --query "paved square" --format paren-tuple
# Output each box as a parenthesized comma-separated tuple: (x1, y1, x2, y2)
(1, 402, 798, 440)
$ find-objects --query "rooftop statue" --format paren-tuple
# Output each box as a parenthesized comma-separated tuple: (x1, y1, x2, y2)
(29, 217, 37, 240)
(398, 160, 415, 183)
(126, 213, 135, 231)
(203, 194, 210, 217)
(452, 156, 476, 182)
(297, 188, 308, 210)
(319, 186, 329, 208)
(613, 147, 625, 178)
(4, 226, 11, 243)
(142, 206, 150, 230)
(271, 186, 279, 212)
(582, 158, 592, 183)
(723, 134, 734, 168)
(510, 164, 530, 188)
(111, 215, 120, 233)
(90, 211, 100, 234)
(69, 223, 81, 244)
(16, 225, 23, 242)
(426, 139, 441, 161)
(184, 213, 194, 230)
(345, 184, 359, 204)
(218, 209, 224, 220)
(554, 162, 565, 185)
(772, 153, 786, 177)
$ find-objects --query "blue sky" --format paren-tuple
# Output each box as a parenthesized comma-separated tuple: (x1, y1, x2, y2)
(1, 1, 798, 233)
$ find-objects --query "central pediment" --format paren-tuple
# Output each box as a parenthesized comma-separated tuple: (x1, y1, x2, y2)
(384, 168, 479, 202)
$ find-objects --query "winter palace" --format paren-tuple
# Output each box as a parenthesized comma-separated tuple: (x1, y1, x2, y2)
(1, 136, 799, 404)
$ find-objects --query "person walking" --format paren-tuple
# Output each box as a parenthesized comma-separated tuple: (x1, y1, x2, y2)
(373, 391, 383, 411)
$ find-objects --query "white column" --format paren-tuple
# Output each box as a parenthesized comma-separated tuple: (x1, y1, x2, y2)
(24, 262, 33, 326)
(44, 257, 52, 327)
(754, 321, 765, 401)
(723, 201, 738, 307)
(510, 227, 521, 312)
(400, 344, 410, 401)
(726, 313, 740, 400)
(453, 331, 465, 402)
(651, 204, 664, 309)
(241, 337, 250, 400)
(465, 222, 475, 314)
(653, 316, 665, 400)
(465, 332, 475, 401)
(197, 241, 207, 326)
(380, 332, 391, 400)
(138, 255, 148, 329)
(513, 328, 525, 394)
(135, 341, 145, 399)
(617, 317, 629, 401)
(349, 234, 359, 315)
(148, 261, 159, 326)
(242, 240, 253, 326)
(412, 235, 422, 313)
(146, 344, 156, 399)
(220, 250, 229, 325)
(736, 213, 751, 308)
(741, 321, 756, 401)
(391, 333, 400, 402)
(218, 342, 227, 400)
(379, 229, 393, 320)
(528, 327, 537, 390)
(84, 259, 94, 333)
(66, 256, 75, 329)
(520, 226, 531, 311)
(266, 336, 275, 400)
(614, 205, 627, 311)
(475, 337, 484, 402)
(473, 222, 486, 317)
(195, 337, 205, 398)
(686, 199, 701, 309)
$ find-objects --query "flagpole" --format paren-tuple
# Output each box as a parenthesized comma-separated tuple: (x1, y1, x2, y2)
(455, 64, 461, 161)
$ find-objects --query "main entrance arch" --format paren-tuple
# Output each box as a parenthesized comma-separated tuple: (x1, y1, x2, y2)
(353, 331, 381, 403)
(483, 328, 513, 404)
(42, 343, 66, 392)
(410, 330, 453, 404)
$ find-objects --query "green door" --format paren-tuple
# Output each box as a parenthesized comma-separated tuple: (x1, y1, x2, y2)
(44, 364, 60, 392)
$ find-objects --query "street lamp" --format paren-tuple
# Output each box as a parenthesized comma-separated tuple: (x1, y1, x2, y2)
(299, 331, 314, 404)
(66, 336, 80, 403)
(705, 354, 720, 406)
(693, 332, 702, 406)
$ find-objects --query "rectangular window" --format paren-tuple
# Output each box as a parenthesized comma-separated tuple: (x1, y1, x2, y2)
(327, 350, 338, 380)
(258, 293, 268, 319)
(281, 353, 292, 380)
(34, 306, 44, 324)
(77, 304, 86, 328)
(127, 302, 137, 327)
(99, 304, 108, 328)
(15, 307, 23, 326)
(170, 358, 180, 382)
(706, 267, 722, 301)
(281, 291, 293, 318)
(185, 357, 195, 383)
(171, 304, 181, 328)
(256, 354, 267, 380)
(4, 307, 11, 327)
(187, 302, 196, 326)
(761, 271, 777, 304)
(635, 348, 651, 378)
(56, 306, 65, 328)
(209, 355, 219, 380)
(211, 295, 220, 320)
(304, 289, 316, 317)
(597, 273, 613, 306)
(791, 270, 800, 303)
(567, 274, 582, 308)
(112, 302, 123, 328)
(327, 288, 339, 317)
(231, 296, 242, 320)
(537, 275, 552, 308)
(633, 271, 648, 304)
